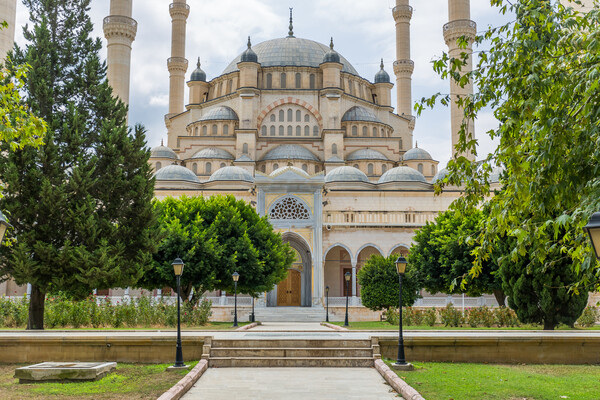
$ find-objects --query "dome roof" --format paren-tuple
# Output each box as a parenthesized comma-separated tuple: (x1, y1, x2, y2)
(432, 168, 449, 184)
(190, 58, 207, 82)
(374, 59, 390, 84)
(403, 147, 433, 161)
(378, 166, 427, 184)
(200, 106, 239, 121)
(154, 165, 200, 183)
(489, 166, 504, 183)
(341, 106, 382, 123)
(150, 144, 178, 160)
(189, 148, 234, 160)
(322, 38, 341, 64)
(208, 166, 254, 183)
(270, 166, 310, 178)
(325, 166, 369, 183)
(261, 145, 320, 162)
(346, 149, 389, 161)
(223, 37, 359, 75)
(240, 37, 258, 63)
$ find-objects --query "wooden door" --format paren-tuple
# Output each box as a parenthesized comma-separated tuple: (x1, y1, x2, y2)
(277, 269, 302, 306)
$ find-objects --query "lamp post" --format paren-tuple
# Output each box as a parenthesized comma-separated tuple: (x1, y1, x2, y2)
(251, 295, 255, 323)
(232, 272, 239, 327)
(392, 256, 413, 371)
(344, 272, 351, 327)
(0, 210, 12, 244)
(171, 258, 186, 369)
(325, 286, 329, 323)
(584, 212, 600, 259)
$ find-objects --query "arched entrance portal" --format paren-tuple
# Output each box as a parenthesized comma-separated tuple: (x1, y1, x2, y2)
(267, 232, 312, 307)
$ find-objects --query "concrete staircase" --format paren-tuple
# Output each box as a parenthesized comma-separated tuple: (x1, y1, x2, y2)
(253, 306, 326, 322)
(204, 338, 379, 368)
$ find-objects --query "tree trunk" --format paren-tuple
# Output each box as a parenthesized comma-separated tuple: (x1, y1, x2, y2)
(493, 290, 506, 307)
(27, 285, 45, 330)
(543, 320, 555, 330)
(190, 287, 204, 306)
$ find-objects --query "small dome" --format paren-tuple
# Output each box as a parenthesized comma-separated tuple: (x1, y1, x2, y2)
(432, 168, 449, 184)
(208, 166, 254, 183)
(322, 38, 341, 64)
(341, 106, 382, 123)
(189, 148, 234, 160)
(378, 166, 427, 184)
(150, 143, 178, 160)
(261, 145, 320, 162)
(190, 58, 207, 82)
(403, 146, 433, 161)
(346, 149, 389, 161)
(489, 166, 504, 183)
(200, 106, 239, 121)
(240, 37, 259, 63)
(325, 166, 369, 183)
(270, 166, 310, 178)
(374, 59, 390, 84)
(154, 165, 200, 183)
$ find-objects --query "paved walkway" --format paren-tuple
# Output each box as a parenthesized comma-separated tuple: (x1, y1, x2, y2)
(181, 368, 401, 400)
(248, 322, 333, 331)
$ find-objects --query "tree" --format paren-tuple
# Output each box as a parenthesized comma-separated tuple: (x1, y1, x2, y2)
(417, 1, 600, 292)
(140, 195, 294, 303)
(0, 0, 158, 329)
(357, 254, 421, 312)
(408, 209, 505, 306)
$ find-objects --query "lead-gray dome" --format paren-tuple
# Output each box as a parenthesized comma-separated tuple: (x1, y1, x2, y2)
(200, 106, 239, 121)
(208, 166, 254, 183)
(150, 144, 178, 160)
(240, 37, 259, 63)
(341, 106, 382, 123)
(154, 165, 200, 183)
(378, 166, 427, 184)
(190, 58, 207, 82)
(346, 149, 389, 161)
(270, 166, 310, 178)
(432, 168, 449, 184)
(325, 166, 369, 183)
(403, 147, 433, 161)
(261, 145, 320, 162)
(189, 148, 234, 160)
(374, 59, 390, 84)
(223, 37, 359, 75)
(322, 38, 341, 64)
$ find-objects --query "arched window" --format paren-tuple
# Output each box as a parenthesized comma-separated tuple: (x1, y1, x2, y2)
(261, 126, 267, 136)
(242, 143, 249, 154)
(313, 126, 319, 136)
(352, 126, 358, 136)
(287, 109, 293, 121)
(431, 165, 435, 176)
(309, 74, 316, 89)
(280, 73, 287, 88)
(304, 126, 310, 136)
(279, 110, 285, 121)
(220, 163, 226, 169)
(206, 162, 212, 174)
(295, 73, 301, 88)
(156, 162, 162, 170)
(273, 163, 279, 171)
(296, 126, 301, 136)
(223, 125, 229, 135)
(296, 110, 301, 122)
(332, 144, 338, 155)
(260, 165, 266, 173)
(202, 126, 207, 136)
(270, 114, 276, 122)
(194, 127, 198, 136)
(287, 126, 293, 136)
(269, 196, 311, 220)
(270, 126, 276, 136)
(212, 124, 218, 135)
(302, 164, 308, 172)
(368, 163, 374, 175)
(279, 126, 284, 136)
(418, 163, 424, 174)
(304, 114, 310, 122)
(362, 126, 368, 137)
(382, 164, 387, 174)
(373, 127, 377, 137)
(192, 163, 197, 174)
(353, 164, 359, 169)
(266, 73, 272, 89)
(315, 165, 320, 173)
(381, 128, 385, 137)
(227, 79, 233, 93)
(399, 138, 403, 149)
(218, 82, 223, 96)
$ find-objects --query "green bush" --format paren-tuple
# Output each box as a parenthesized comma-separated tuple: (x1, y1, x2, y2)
(466, 306, 495, 328)
(440, 304, 463, 327)
(576, 306, 599, 328)
(423, 308, 437, 326)
(495, 306, 520, 327)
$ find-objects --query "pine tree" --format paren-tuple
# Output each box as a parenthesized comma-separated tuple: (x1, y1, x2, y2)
(0, 0, 158, 329)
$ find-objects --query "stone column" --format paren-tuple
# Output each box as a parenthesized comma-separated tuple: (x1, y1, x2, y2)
(445, 0, 476, 161)
(392, 0, 414, 117)
(167, 0, 189, 118)
(103, 0, 137, 114)
(351, 259, 357, 300)
(0, 0, 16, 62)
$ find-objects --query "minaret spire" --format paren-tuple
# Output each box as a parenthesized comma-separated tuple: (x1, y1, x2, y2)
(288, 8, 295, 38)
(330, 37, 334, 50)
(167, 0, 190, 119)
(392, 0, 415, 117)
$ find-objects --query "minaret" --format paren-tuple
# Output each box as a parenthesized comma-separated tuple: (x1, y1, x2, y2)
(444, 0, 476, 160)
(392, 0, 414, 117)
(0, 0, 17, 62)
(167, 0, 189, 118)
(103, 0, 137, 110)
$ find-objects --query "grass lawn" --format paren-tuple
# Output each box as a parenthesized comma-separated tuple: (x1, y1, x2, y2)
(331, 321, 600, 330)
(0, 321, 250, 331)
(387, 361, 600, 400)
(0, 362, 197, 400)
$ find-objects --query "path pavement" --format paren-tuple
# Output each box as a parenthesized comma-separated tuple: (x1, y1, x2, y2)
(180, 368, 402, 400)
(247, 322, 333, 331)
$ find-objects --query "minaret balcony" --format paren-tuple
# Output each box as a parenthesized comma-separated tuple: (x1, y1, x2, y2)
(103, 15, 137, 41)
(392, 4, 413, 21)
(169, 3, 190, 18)
(443, 19, 477, 45)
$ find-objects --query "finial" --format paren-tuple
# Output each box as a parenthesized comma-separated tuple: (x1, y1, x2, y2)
(380, 58, 384, 70)
(161, 139, 164, 146)
(247, 36, 252, 49)
(197, 57, 201, 68)
(415, 141, 418, 148)
(288, 8, 294, 37)
(330, 37, 334, 50)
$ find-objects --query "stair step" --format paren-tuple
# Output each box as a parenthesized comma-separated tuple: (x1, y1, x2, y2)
(210, 347, 373, 358)
(209, 357, 374, 368)
(211, 339, 372, 348)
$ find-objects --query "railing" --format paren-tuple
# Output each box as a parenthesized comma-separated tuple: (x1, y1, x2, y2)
(167, 57, 188, 66)
(392, 5, 413, 14)
(324, 211, 438, 226)
(170, 3, 191, 11)
(443, 19, 477, 32)
(103, 15, 137, 28)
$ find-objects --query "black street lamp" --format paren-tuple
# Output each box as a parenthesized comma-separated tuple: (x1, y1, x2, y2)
(232, 272, 239, 327)
(392, 256, 413, 370)
(325, 286, 330, 323)
(0, 210, 12, 244)
(171, 257, 187, 369)
(584, 212, 600, 259)
(344, 272, 351, 327)
(251, 295, 255, 323)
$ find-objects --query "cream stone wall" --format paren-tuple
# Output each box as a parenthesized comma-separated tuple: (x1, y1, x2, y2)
(0, 0, 16, 62)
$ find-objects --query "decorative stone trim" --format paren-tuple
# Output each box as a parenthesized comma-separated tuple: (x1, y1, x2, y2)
(168, 57, 189, 73)
(393, 59, 415, 75)
(257, 98, 324, 129)
(169, 2, 190, 18)
(392, 5, 413, 21)
(374, 359, 425, 400)
(157, 360, 208, 400)
(443, 19, 477, 45)
(103, 16, 137, 41)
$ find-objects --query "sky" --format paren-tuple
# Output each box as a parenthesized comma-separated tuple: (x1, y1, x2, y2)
(13, 0, 514, 169)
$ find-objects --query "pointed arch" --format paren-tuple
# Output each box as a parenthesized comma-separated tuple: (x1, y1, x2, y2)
(257, 97, 324, 128)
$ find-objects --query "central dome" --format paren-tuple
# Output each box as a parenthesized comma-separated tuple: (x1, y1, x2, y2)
(223, 37, 359, 75)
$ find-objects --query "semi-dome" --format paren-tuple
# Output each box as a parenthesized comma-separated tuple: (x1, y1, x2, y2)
(432, 168, 449, 184)
(189, 148, 234, 160)
(403, 147, 433, 161)
(341, 106, 382, 123)
(150, 143, 178, 160)
(374, 59, 390, 84)
(378, 166, 427, 184)
(223, 37, 359, 75)
(346, 149, 389, 161)
(270, 166, 310, 178)
(190, 58, 207, 82)
(325, 166, 369, 183)
(322, 38, 341, 64)
(200, 106, 239, 121)
(261, 145, 320, 162)
(240, 37, 258, 63)
(208, 166, 254, 183)
(154, 165, 200, 183)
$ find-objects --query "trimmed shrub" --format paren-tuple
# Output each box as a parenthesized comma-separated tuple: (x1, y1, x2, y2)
(577, 306, 599, 328)
(440, 304, 463, 327)
(466, 306, 495, 328)
(423, 308, 437, 326)
(495, 306, 520, 327)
